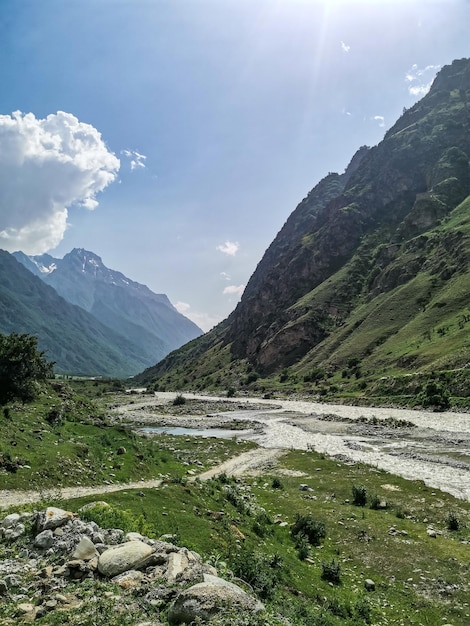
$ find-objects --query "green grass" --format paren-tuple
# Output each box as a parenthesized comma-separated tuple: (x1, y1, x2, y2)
(0, 382, 254, 492)
(36, 448, 469, 626)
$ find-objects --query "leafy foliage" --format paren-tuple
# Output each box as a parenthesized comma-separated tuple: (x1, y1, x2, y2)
(0, 333, 53, 404)
(291, 512, 326, 546)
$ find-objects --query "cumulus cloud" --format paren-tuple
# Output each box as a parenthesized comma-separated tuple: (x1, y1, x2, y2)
(121, 149, 147, 170)
(0, 111, 119, 254)
(341, 41, 350, 53)
(372, 115, 385, 127)
(216, 240, 239, 256)
(223, 284, 245, 297)
(175, 301, 221, 332)
(405, 63, 441, 98)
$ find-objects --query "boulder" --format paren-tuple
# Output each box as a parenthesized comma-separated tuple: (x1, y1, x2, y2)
(98, 540, 154, 577)
(168, 573, 264, 624)
(72, 536, 98, 561)
(36, 507, 74, 532)
(1, 513, 21, 528)
(34, 530, 54, 549)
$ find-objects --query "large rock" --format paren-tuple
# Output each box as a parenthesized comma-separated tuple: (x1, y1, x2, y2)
(168, 573, 264, 624)
(98, 541, 154, 577)
(36, 507, 74, 531)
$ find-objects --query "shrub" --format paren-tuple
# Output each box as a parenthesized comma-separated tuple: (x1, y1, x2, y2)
(352, 484, 367, 507)
(0, 333, 54, 404)
(291, 513, 326, 546)
(369, 494, 381, 510)
(226, 387, 236, 398)
(418, 381, 451, 410)
(271, 477, 283, 489)
(446, 511, 460, 531)
(172, 393, 186, 406)
(230, 548, 282, 599)
(295, 534, 310, 560)
(321, 559, 341, 584)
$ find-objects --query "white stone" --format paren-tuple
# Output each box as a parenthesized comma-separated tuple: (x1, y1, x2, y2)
(72, 536, 98, 561)
(98, 541, 154, 577)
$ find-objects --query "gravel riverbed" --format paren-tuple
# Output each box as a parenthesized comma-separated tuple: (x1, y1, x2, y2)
(121, 392, 470, 502)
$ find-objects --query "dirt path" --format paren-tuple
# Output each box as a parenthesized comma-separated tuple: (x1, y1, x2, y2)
(0, 448, 285, 510)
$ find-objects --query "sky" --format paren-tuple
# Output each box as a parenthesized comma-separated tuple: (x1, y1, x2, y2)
(0, 0, 468, 331)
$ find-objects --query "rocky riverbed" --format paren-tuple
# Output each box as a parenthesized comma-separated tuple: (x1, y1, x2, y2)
(115, 393, 470, 502)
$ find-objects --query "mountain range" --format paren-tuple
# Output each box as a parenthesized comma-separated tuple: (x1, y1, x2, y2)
(137, 58, 470, 401)
(0, 248, 202, 377)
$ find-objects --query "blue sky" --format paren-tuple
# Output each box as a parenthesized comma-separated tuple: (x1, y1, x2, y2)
(0, 0, 468, 331)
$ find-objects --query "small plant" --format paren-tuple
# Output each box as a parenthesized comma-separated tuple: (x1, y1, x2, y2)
(295, 533, 310, 560)
(271, 477, 283, 489)
(321, 559, 341, 584)
(369, 494, 381, 510)
(446, 511, 460, 531)
(226, 387, 236, 398)
(352, 484, 367, 507)
(291, 513, 326, 546)
(3, 407, 11, 420)
(173, 393, 186, 406)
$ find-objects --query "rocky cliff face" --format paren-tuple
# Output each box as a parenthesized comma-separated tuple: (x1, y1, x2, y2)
(227, 58, 470, 373)
(139, 58, 470, 387)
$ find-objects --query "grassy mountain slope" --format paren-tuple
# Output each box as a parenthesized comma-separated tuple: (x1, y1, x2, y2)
(0, 251, 151, 377)
(136, 59, 470, 403)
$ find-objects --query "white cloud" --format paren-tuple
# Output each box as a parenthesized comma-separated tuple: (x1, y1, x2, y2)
(0, 111, 119, 254)
(220, 271, 231, 281)
(175, 301, 221, 332)
(405, 64, 441, 98)
(216, 240, 239, 256)
(223, 284, 245, 297)
(121, 149, 147, 171)
(175, 301, 190, 314)
(341, 41, 350, 53)
(372, 115, 385, 127)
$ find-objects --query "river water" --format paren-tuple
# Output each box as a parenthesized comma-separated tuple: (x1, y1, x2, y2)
(147, 393, 470, 502)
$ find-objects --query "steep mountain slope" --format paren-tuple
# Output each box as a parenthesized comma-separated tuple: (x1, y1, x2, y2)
(14, 248, 202, 366)
(138, 58, 470, 394)
(0, 251, 154, 377)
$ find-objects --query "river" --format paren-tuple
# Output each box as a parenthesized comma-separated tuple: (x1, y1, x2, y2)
(139, 393, 470, 502)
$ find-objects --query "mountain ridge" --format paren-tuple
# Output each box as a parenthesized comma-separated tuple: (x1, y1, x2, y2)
(137, 58, 470, 402)
(13, 248, 202, 369)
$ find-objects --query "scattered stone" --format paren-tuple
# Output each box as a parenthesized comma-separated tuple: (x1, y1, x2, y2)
(17, 603, 35, 615)
(36, 507, 74, 532)
(34, 529, 54, 549)
(168, 573, 264, 624)
(1, 513, 21, 529)
(112, 570, 145, 589)
(72, 536, 98, 561)
(4, 523, 26, 540)
(427, 528, 437, 538)
(98, 540, 155, 577)
(364, 578, 376, 591)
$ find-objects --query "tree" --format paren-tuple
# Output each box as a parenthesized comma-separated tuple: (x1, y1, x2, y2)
(0, 333, 54, 405)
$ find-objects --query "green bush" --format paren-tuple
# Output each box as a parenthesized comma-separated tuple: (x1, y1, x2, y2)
(446, 510, 461, 531)
(172, 393, 186, 406)
(321, 559, 341, 584)
(352, 484, 367, 507)
(231, 548, 283, 599)
(0, 333, 54, 405)
(271, 477, 283, 489)
(291, 513, 326, 546)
